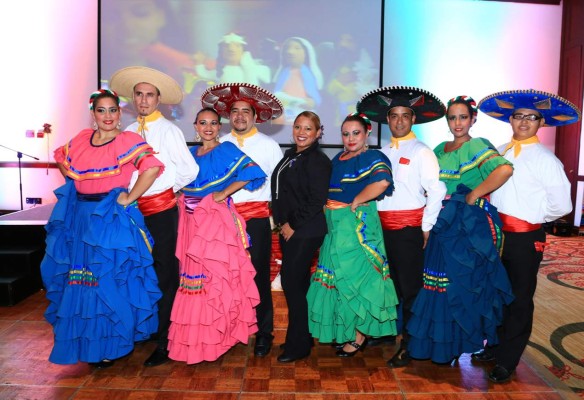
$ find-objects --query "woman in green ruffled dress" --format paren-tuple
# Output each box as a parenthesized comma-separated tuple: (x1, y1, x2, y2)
(306, 113, 399, 357)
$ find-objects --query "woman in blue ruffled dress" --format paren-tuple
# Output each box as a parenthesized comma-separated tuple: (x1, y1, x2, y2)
(41, 89, 163, 367)
(407, 95, 515, 364)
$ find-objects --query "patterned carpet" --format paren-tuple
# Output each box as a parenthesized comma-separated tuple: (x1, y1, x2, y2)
(526, 235, 584, 398)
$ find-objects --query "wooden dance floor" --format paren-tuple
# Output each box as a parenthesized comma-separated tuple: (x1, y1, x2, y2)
(0, 235, 582, 399)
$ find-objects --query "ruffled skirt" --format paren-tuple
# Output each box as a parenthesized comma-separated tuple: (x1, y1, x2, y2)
(41, 180, 162, 364)
(306, 203, 398, 343)
(407, 187, 514, 363)
(168, 195, 259, 364)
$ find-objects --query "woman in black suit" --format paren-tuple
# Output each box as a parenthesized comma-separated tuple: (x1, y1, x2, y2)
(271, 111, 332, 362)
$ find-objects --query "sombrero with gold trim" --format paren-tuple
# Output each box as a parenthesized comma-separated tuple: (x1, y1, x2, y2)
(109, 66, 183, 105)
(478, 89, 581, 127)
(356, 86, 445, 124)
(201, 83, 283, 123)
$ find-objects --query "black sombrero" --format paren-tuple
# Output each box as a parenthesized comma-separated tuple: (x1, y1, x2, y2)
(356, 86, 445, 124)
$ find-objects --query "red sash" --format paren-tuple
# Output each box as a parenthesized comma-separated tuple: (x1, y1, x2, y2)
(499, 213, 541, 232)
(137, 188, 177, 216)
(234, 201, 271, 221)
(325, 199, 350, 210)
(378, 207, 424, 230)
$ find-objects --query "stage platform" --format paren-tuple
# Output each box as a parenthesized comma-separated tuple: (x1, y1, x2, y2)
(0, 204, 54, 306)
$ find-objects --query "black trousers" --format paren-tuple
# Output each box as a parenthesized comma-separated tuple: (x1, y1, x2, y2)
(144, 206, 180, 350)
(246, 217, 273, 337)
(493, 228, 545, 370)
(382, 226, 425, 345)
(279, 235, 324, 356)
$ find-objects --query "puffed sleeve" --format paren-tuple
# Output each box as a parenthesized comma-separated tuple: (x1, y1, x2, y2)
(53, 145, 66, 164)
(117, 131, 164, 177)
(223, 142, 266, 191)
(367, 150, 394, 199)
(472, 138, 512, 180)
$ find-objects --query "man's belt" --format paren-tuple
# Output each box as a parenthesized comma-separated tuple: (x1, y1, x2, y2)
(234, 201, 270, 221)
(378, 207, 424, 230)
(137, 188, 177, 216)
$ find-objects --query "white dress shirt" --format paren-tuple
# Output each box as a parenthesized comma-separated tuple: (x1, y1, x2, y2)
(127, 116, 199, 195)
(220, 130, 283, 203)
(491, 141, 572, 224)
(377, 137, 446, 232)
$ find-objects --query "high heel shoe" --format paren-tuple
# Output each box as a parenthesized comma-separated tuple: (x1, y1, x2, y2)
(387, 347, 411, 368)
(335, 338, 368, 357)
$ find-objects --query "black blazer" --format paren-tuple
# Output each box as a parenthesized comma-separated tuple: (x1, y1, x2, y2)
(270, 142, 332, 238)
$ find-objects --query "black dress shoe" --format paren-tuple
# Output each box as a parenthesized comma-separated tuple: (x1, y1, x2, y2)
(336, 338, 367, 357)
(368, 335, 397, 346)
(144, 348, 170, 367)
(387, 347, 411, 368)
(89, 359, 115, 369)
(277, 351, 310, 363)
(433, 355, 459, 366)
(471, 349, 495, 362)
(254, 334, 273, 357)
(488, 365, 514, 383)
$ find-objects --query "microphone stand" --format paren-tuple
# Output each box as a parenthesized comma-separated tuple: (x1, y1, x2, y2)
(0, 144, 39, 210)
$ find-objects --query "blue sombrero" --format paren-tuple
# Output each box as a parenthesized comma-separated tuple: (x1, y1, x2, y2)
(356, 86, 445, 124)
(478, 89, 581, 127)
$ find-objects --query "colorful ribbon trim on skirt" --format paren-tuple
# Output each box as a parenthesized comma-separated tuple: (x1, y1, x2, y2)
(499, 213, 542, 232)
(137, 188, 177, 216)
(474, 197, 504, 253)
(234, 201, 270, 220)
(378, 207, 424, 230)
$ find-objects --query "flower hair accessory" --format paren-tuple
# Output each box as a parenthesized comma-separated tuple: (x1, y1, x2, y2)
(347, 112, 372, 135)
(447, 95, 478, 118)
(89, 89, 119, 110)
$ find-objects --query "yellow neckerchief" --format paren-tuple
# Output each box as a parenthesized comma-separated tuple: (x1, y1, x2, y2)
(231, 127, 258, 147)
(502, 135, 540, 157)
(137, 110, 163, 138)
(390, 131, 416, 149)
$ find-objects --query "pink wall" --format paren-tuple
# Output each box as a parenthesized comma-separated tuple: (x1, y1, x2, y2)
(0, 0, 98, 210)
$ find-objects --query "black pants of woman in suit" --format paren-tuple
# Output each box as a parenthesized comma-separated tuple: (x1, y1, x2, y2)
(279, 235, 324, 358)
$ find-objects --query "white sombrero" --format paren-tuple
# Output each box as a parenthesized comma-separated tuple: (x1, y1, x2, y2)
(109, 66, 183, 105)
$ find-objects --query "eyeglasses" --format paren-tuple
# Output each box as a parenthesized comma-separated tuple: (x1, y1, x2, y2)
(511, 113, 542, 121)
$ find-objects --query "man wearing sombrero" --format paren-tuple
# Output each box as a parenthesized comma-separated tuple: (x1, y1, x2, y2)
(357, 86, 447, 367)
(202, 82, 283, 357)
(476, 89, 580, 383)
(110, 66, 198, 367)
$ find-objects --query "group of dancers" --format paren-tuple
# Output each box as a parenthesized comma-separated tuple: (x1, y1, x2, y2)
(40, 65, 581, 384)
